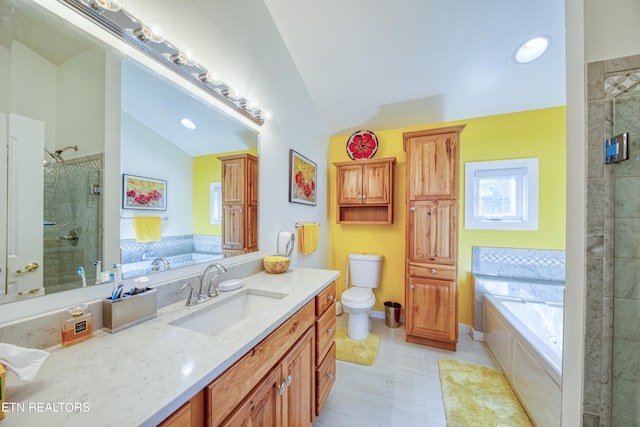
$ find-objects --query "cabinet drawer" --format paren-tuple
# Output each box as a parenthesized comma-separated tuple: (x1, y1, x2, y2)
(206, 301, 314, 426)
(408, 263, 455, 281)
(315, 303, 336, 364)
(316, 342, 336, 416)
(315, 281, 337, 316)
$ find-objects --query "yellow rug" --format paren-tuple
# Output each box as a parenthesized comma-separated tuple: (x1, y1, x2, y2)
(335, 328, 380, 366)
(438, 359, 533, 427)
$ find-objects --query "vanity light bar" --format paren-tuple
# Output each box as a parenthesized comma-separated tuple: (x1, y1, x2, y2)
(59, 0, 268, 125)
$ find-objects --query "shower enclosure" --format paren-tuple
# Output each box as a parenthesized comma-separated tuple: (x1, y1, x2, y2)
(584, 54, 640, 426)
(43, 153, 103, 294)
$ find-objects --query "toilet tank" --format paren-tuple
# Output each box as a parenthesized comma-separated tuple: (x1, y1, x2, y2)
(348, 253, 383, 288)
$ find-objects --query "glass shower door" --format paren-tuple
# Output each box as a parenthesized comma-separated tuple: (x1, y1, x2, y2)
(611, 83, 640, 426)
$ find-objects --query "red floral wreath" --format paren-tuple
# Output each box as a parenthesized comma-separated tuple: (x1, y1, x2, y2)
(346, 130, 378, 160)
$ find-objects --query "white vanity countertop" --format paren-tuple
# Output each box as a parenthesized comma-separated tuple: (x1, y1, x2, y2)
(3, 267, 340, 427)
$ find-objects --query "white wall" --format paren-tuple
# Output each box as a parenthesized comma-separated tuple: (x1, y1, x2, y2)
(121, 0, 331, 269)
(585, 0, 640, 62)
(120, 112, 194, 239)
(57, 46, 106, 157)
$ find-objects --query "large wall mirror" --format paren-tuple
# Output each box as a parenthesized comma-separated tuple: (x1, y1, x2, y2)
(0, 0, 259, 305)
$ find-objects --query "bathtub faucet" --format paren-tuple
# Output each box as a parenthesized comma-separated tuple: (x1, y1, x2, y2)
(151, 257, 170, 272)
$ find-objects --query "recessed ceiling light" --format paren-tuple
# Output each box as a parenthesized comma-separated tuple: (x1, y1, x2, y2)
(514, 35, 551, 64)
(180, 118, 197, 130)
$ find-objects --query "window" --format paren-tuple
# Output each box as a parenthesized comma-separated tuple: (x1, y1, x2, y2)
(210, 182, 222, 224)
(464, 158, 538, 230)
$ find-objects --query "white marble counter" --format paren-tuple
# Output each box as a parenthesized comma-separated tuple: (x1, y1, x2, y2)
(2, 267, 339, 427)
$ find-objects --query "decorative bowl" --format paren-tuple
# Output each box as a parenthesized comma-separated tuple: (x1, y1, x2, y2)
(263, 256, 290, 274)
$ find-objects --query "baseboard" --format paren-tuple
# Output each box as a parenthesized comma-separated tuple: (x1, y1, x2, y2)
(370, 309, 405, 323)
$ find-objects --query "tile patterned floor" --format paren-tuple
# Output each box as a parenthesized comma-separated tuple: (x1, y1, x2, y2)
(315, 315, 498, 427)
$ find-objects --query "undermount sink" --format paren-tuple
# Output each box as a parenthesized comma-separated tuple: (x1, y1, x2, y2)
(169, 289, 288, 337)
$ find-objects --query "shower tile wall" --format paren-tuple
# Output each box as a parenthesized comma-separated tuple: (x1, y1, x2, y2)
(585, 54, 640, 426)
(43, 154, 103, 293)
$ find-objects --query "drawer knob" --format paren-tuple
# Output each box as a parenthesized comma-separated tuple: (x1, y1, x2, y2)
(278, 383, 286, 395)
(328, 294, 334, 302)
(409, 206, 416, 212)
(328, 373, 334, 380)
(409, 284, 414, 290)
(431, 269, 437, 274)
(327, 327, 334, 336)
(285, 375, 292, 387)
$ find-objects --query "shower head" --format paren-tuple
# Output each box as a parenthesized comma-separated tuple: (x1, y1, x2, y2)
(54, 145, 79, 158)
(44, 149, 62, 162)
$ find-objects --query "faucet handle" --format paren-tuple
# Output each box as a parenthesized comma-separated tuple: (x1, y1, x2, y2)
(179, 283, 198, 306)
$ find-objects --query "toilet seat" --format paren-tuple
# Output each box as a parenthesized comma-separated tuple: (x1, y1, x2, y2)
(341, 287, 375, 309)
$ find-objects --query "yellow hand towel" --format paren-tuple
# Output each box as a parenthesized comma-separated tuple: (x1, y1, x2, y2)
(133, 216, 162, 242)
(302, 223, 319, 255)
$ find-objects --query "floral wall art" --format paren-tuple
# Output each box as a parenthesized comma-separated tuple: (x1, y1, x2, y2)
(123, 174, 167, 210)
(289, 149, 317, 205)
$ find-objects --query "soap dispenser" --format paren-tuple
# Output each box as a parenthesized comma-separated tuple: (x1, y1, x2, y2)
(61, 304, 93, 347)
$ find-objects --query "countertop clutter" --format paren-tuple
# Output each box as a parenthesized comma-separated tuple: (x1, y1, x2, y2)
(2, 267, 339, 427)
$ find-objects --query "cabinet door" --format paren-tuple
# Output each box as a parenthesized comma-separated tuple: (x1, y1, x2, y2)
(222, 205, 244, 249)
(221, 158, 246, 204)
(406, 131, 458, 200)
(221, 367, 282, 427)
(282, 328, 315, 427)
(362, 162, 390, 204)
(248, 157, 259, 206)
(246, 205, 258, 251)
(336, 164, 363, 204)
(406, 277, 456, 342)
(408, 200, 457, 264)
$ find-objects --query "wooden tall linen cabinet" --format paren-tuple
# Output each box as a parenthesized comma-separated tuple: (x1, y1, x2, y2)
(218, 153, 258, 257)
(403, 125, 464, 351)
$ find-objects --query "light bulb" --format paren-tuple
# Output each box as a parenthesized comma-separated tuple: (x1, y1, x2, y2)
(198, 70, 224, 86)
(514, 35, 551, 64)
(133, 20, 166, 43)
(94, 0, 122, 11)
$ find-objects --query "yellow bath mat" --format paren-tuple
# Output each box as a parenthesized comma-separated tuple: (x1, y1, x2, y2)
(335, 328, 380, 366)
(438, 358, 533, 427)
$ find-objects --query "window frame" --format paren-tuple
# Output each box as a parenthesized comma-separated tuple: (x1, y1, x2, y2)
(464, 158, 539, 230)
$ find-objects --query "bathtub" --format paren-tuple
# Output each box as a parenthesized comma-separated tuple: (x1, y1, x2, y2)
(122, 252, 223, 279)
(483, 294, 562, 427)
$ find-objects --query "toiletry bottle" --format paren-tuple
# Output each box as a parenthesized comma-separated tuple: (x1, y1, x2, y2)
(61, 305, 93, 347)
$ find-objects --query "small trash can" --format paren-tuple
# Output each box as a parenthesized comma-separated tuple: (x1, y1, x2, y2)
(384, 301, 401, 328)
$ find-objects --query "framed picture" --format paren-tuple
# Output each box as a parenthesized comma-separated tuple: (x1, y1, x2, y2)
(289, 149, 317, 205)
(122, 174, 167, 210)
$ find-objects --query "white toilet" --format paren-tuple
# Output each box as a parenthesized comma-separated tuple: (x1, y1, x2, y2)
(341, 253, 383, 340)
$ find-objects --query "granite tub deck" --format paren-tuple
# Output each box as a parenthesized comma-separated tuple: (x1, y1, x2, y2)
(2, 267, 339, 427)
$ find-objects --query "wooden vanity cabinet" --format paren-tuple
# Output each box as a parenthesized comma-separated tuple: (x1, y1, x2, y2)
(221, 328, 315, 427)
(333, 157, 396, 224)
(314, 282, 336, 415)
(158, 390, 204, 427)
(404, 126, 464, 351)
(219, 153, 258, 255)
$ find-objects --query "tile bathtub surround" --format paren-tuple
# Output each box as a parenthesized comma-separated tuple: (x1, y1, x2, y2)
(120, 234, 222, 264)
(0, 257, 264, 349)
(584, 53, 640, 425)
(471, 247, 565, 332)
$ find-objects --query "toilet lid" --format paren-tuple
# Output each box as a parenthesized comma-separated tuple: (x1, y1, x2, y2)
(341, 287, 374, 304)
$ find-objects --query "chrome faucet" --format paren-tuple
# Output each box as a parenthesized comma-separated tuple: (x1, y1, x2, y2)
(199, 263, 228, 299)
(179, 283, 199, 306)
(151, 257, 170, 272)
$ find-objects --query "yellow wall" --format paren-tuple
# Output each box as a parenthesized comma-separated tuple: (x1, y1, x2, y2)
(193, 149, 258, 235)
(328, 107, 566, 326)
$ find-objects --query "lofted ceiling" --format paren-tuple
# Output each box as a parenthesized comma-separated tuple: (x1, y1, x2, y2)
(263, 0, 566, 136)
